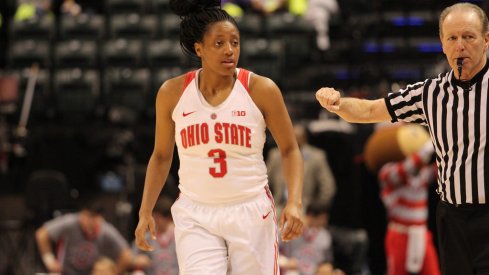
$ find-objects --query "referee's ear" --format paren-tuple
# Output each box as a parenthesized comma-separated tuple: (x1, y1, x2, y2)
(484, 31, 489, 50)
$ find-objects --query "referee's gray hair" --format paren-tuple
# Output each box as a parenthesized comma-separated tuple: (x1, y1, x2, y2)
(439, 3, 489, 37)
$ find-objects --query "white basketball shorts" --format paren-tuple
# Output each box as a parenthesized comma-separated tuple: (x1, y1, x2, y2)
(171, 187, 279, 275)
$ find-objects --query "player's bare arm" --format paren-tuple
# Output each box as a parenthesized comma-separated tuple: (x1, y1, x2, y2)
(250, 74, 304, 241)
(316, 87, 391, 123)
(135, 78, 181, 251)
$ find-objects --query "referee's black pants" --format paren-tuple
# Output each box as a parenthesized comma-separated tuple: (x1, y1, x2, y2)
(437, 200, 489, 275)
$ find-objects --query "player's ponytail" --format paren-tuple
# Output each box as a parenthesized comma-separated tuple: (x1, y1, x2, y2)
(169, 0, 238, 59)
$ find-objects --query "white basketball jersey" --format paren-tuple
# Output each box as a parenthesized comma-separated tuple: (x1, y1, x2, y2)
(172, 68, 268, 204)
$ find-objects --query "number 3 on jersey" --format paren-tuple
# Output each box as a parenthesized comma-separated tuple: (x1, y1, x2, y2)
(208, 149, 227, 178)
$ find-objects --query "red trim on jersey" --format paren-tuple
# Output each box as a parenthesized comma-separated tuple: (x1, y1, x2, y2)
(237, 68, 251, 93)
(264, 186, 279, 275)
(397, 197, 428, 208)
(182, 71, 196, 93)
(390, 216, 427, 226)
(274, 242, 279, 275)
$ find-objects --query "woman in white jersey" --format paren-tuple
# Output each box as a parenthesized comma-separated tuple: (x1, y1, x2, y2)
(134, 0, 304, 274)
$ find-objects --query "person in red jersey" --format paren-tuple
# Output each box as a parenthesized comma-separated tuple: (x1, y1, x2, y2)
(378, 140, 440, 275)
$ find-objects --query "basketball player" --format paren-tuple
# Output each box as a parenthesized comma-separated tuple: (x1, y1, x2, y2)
(134, 0, 304, 274)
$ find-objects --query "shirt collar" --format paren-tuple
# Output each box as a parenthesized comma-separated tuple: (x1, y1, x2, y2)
(451, 58, 489, 89)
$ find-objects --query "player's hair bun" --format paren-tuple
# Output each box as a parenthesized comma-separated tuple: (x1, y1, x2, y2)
(169, 0, 221, 17)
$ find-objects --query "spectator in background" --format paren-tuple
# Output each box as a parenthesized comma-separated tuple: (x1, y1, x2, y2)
(268, 123, 336, 213)
(289, 0, 339, 50)
(60, 0, 82, 16)
(249, 0, 287, 15)
(222, 0, 287, 15)
(222, 0, 246, 18)
(378, 140, 441, 275)
(14, 0, 53, 21)
(279, 202, 338, 275)
(131, 196, 178, 275)
(92, 257, 117, 275)
(35, 194, 133, 275)
(315, 263, 346, 275)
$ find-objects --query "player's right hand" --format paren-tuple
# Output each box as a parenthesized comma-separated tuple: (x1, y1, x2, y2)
(45, 260, 62, 273)
(42, 252, 61, 273)
(315, 87, 341, 112)
(134, 214, 156, 251)
(279, 202, 304, 242)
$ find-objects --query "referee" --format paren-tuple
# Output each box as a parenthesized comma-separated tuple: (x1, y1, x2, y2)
(316, 3, 489, 275)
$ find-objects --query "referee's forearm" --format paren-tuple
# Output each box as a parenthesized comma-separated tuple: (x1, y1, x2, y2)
(337, 98, 390, 123)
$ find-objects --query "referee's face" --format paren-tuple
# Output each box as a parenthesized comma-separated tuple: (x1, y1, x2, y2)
(440, 9, 489, 81)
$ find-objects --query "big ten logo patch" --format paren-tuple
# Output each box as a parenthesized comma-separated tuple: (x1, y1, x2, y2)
(232, 110, 246, 117)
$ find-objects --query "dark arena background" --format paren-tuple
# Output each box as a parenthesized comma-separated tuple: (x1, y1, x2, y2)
(0, 0, 485, 274)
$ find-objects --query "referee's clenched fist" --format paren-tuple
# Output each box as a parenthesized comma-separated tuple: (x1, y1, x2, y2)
(315, 87, 341, 112)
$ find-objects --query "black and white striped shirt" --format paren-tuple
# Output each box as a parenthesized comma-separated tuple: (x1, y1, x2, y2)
(385, 60, 489, 205)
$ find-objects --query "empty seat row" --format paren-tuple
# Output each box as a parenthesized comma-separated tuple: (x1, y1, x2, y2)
(105, 0, 171, 15)
(3, 0, 171, 16)
(9, 13, 179, 41)
(9, 12, 315, 42)
(6, 38, 292, 69)
(7, 38, 191, 68)
(3, 66, 187, 123)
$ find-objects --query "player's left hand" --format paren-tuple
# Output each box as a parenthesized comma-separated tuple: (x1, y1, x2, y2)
(279, 202, 303, 242)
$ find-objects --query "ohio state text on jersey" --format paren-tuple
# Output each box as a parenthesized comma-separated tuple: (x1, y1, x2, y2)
(172, 68, 268, 204)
